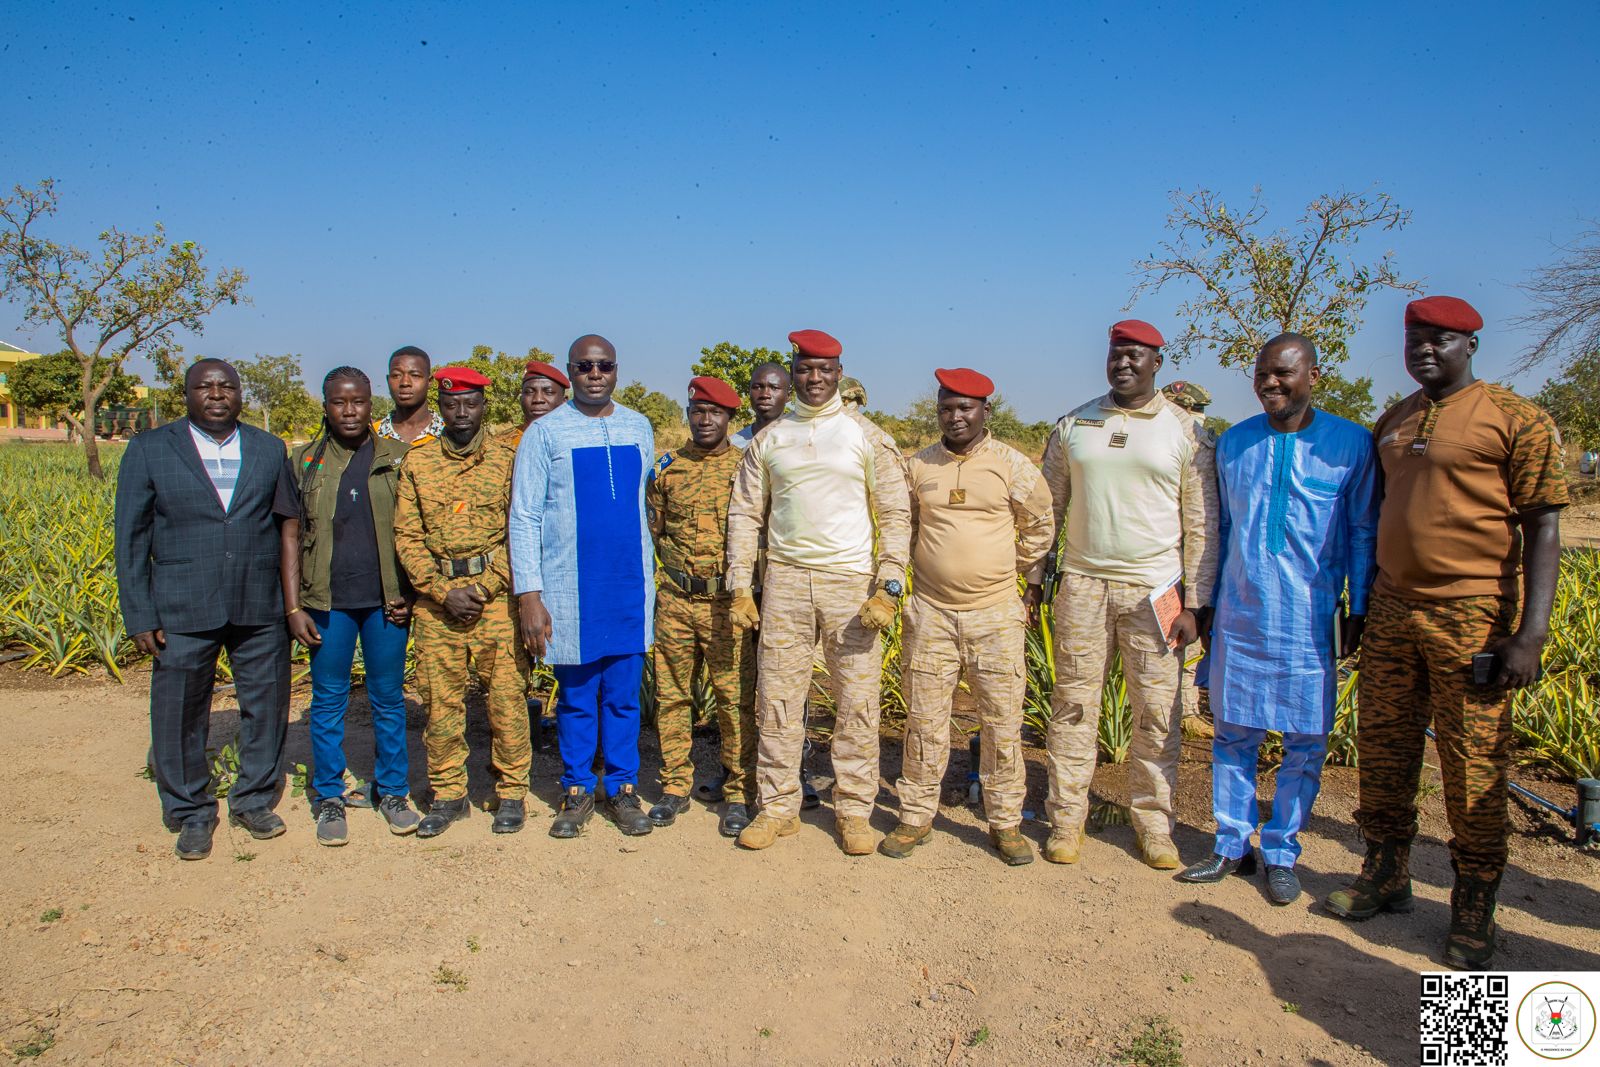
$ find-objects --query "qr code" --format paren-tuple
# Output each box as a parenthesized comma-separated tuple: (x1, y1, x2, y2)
(1420, 974, 1509, 1065)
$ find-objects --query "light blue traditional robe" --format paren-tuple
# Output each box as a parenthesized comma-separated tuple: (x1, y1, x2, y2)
(509, 401, 655, 665)
(1211, 411, 1379, 735)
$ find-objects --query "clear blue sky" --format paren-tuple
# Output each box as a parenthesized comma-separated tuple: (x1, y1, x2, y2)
(5, 1, 1597, 423)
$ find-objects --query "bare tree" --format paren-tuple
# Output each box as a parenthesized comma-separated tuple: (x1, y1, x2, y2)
(1509, 222, 1600, 374)
(0, 180, 248, 478)
(1129, 186, 1420, 371)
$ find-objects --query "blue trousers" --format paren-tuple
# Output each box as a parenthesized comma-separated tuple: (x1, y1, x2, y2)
(552, 653, 644, 794)
(1212, 720, 1328, 868)
(307, 607, 411, 802)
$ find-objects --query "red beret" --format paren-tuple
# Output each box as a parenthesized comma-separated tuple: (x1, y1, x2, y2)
(788, 329, 843, 359)
(1405, 296, 1483, 333)
(432, 366, 490, 393)
(687, 375, 740, 410)
(523, 361, 570, 388)
(1108, 319, 1165, 348)
(934, 367, 995, 400)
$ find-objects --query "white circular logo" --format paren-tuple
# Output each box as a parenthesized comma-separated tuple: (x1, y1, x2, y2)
(1518, 981, 1596, 1060)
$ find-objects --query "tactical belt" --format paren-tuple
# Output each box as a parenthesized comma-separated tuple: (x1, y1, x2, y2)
(663, 566, 728, 597)
(435, 552, 492, 579)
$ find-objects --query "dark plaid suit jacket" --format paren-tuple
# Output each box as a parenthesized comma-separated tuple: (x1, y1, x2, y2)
(114, 419, 291, 636)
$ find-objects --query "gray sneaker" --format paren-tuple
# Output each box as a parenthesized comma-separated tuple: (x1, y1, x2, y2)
(377, 795, 420, 836)
(315, 799, 348, 847)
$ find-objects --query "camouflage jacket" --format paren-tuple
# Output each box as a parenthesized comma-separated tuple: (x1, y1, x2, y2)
(647, 441, 742, 579)
(394, 427, 515, 604)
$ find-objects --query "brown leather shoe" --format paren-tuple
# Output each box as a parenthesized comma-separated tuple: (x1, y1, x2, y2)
(736, 811, 800, 850)
(836, 816, 875, 856)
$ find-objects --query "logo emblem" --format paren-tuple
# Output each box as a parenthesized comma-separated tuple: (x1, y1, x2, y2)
(1518, 981, 1595, 1060)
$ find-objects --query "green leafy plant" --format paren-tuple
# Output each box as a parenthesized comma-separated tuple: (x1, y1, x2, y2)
(1114, 1015, 1185, 1067)
(39, 907, 62, 923)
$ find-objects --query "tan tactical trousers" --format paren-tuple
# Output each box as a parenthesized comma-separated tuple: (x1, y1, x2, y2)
(1046, 572, 1183, 838)
(896, 595, 1027, 830)
(755, 561, 881, 820)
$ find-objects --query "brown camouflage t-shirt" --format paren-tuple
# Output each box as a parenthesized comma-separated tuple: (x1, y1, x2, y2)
(1373, 381, 1567, 600)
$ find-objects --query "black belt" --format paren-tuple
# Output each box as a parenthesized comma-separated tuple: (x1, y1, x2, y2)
(663, 566, 728, 596)
(435, 552, 491, 578)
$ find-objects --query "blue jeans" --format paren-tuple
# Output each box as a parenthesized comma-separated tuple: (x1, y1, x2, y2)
(307, 607, 410, 802)
(552, 653, 644, 794)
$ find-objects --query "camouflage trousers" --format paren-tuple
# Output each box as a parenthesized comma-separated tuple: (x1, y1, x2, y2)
(755, 561, 882, 820)
(653, 585, 757, 804)
(897, 595, 1028, 830)
(1355, 592, 1518, 881)
(413, 595, 531, 802)
(1046, 572, 1183, 838)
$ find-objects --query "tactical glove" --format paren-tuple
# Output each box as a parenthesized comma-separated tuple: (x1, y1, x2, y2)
(730, 589, 761, 631)
(858, 591, 899, 632)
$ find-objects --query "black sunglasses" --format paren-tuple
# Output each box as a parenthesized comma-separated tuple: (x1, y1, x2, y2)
(571, 360, 616, 374)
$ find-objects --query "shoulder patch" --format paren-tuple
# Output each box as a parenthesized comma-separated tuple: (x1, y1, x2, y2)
(650, 451, 674, 482)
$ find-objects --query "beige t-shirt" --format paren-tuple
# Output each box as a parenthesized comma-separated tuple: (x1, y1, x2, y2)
(906, 434, 1055, 611)
(1040, 392, 1218, 603)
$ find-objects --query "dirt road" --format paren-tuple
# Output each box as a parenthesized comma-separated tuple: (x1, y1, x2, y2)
(2, 673, 1596, 1065)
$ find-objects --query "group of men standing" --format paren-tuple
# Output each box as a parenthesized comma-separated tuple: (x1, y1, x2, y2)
(114, 294, 1565, 971)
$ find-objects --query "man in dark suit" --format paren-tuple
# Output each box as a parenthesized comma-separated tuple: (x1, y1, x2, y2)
(115, 358, 297, 859)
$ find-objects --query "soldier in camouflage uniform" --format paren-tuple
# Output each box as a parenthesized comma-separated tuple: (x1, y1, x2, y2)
(646, 376, 757, 838)
(1040, 320, 1218, 871)
(395, 366, 531, 838)
(726, 329, 912, 856)
(1325, 297, 1567, 971)
(1161, 380, 1215, 741)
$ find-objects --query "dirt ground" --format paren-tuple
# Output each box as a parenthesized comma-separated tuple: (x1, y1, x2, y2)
(1562, 501, 1600, 547)
(2, 669, 1597, 1067)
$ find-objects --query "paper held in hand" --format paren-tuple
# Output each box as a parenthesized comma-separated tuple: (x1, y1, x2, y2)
(1147, 573, 1183, 646)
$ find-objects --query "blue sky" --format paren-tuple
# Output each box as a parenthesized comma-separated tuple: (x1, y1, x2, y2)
(5, 1, 1598, 422)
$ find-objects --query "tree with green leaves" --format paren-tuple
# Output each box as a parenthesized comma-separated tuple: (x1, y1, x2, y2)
(460, 344, 560, 427)
(7, 350, 141, 440)
(616, 381, 683, 432)
(1310, 371, 1377, 427)
(235, 354, 313, 436)
(146, 345, 190, 422)
(0, 179, 248, 477)
(1131, 186, 1419, 370)
(691, 341, 787, 423)
(1535, 350, 1600, 452)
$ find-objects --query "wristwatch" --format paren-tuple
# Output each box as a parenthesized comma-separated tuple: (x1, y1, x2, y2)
(882, 579, 904, 599)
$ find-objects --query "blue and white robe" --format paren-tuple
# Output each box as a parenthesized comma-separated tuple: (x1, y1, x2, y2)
(509, 401, 655, 665)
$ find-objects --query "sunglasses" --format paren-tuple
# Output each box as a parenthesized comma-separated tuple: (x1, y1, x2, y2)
(571, 360, 616, 374)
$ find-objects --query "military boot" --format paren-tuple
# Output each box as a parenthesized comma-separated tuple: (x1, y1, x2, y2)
(491, 798, 526, 834)
(989, 826, 1034, 866)
(1043, 828, 1086, 864)
(878, 822, 931, 859)
(417, 797, 470, 839)
(737, 811, 800, 850)
(836, 816, 876, 856)
(549, 787, 595, 839)
(1324, 839, 1414, 919)
(1444, 871, 1501, 971)
(1135, 829, 1182, 871)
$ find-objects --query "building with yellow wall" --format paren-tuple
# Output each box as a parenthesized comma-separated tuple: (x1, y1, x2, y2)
(0, 342, 49, 430)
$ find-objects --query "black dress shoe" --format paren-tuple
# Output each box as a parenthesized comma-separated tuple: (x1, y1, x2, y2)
(416, 797, 470, 838)
(549, 788, 595, 839)
(1176, 850, 1258, 883)
(491, 798, 526, 834)
(1266, 864, 1302, 905)
(229, 808, 286, 840)
(649, 793, 691, 827)
(719, 802, 751, 838)
(604, 787, 654, 837)
(176, 819, 216, 860)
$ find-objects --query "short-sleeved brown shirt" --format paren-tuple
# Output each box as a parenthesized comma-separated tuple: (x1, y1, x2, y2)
(1373, 381, 1567, 600)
